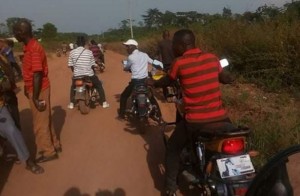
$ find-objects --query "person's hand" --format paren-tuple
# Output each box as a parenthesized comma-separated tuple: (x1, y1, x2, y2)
(24, 86, 29, 99)
(33, 99, 46, 112)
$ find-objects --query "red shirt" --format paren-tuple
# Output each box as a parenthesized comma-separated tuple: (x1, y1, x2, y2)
(22, 38, 50, 93)
(169, 48, 227, 123)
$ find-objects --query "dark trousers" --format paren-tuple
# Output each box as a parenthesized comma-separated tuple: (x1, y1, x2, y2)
(164, 118, 231, 192)
(10, 62, 22, 77)
(4, 91, 21, 130)
(119, 78, 161, 116)
(70, 75, 106, 104)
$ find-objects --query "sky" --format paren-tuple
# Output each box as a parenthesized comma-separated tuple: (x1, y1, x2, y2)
(0, 0, 288, 34)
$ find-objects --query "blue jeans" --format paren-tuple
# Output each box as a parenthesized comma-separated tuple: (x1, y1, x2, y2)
(0, 106, 29, 162)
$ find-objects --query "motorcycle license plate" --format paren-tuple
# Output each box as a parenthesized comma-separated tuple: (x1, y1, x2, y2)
(217, 154, 255, 178)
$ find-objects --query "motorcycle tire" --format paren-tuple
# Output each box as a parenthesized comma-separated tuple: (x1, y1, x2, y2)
(78, 100, 90, 114)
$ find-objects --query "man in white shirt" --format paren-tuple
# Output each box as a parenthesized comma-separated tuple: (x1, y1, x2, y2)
(118, 39, 161, 119)
(67, 36, 109, 109)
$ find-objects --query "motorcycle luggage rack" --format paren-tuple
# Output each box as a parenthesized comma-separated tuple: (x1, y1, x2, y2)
(197, 123, 251, 140)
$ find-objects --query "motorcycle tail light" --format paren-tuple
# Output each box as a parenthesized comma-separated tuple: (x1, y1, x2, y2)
(221, 138, 244, 155)
(75, 80, 83, 86)
(234, 187, 248, 196)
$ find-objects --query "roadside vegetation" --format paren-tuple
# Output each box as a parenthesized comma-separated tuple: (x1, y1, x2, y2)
(1, 2, 299, 166)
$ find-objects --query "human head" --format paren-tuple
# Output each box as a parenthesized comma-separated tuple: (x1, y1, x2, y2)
(172, 29, 196, 57)
(6, 39, 14, 48)
(162, 30, 170, 39)
(123, 39, 138, 54)
(76, 36, 86, 47)
(0, 39, 6, 50)
(90, 40, 97, 45)
(13, 19, 33, 44)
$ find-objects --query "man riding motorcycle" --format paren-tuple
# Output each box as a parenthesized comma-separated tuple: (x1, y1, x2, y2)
(67, 36, 109, 109)
(154, 29, 234, 196)
(118, 39, 162, 120)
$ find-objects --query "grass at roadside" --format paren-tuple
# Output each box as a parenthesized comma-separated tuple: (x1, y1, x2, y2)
(222, 82, 300, 167)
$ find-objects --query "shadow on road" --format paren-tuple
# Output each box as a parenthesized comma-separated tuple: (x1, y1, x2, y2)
(19, 108, 35, 155)
(0, 157, 14, 195)
(123, 119, 165, 194)
(64, 187, 126, 196)
(52, 105, 66, 140)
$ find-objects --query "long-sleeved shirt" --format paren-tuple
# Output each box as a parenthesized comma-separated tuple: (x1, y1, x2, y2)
(125, 49, 153, 79)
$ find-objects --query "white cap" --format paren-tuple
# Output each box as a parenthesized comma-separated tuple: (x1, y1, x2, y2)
(123, 39, 138, 46)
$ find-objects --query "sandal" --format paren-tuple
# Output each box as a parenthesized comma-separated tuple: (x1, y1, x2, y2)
(26, 163, 44, 174)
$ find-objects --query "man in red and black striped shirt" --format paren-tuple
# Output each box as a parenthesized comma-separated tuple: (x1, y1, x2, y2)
(162, 29, 234, 195)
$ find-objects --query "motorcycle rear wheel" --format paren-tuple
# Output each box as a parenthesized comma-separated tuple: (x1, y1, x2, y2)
(78, 100, 90, 114)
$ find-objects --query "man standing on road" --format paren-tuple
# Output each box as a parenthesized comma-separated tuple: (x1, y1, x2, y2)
(156, 30, 174, 72)
(13, 20, 61, 163)
(157, 29, 233, 196)
(67, 36, 109, 109)
(156, 30, 175, 100)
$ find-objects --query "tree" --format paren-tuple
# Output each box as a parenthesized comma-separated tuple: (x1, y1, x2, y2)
(0, 22, 7, 36)
(142, 8, 162, 28)
(41, 23, 57, 41)
(223, 7, 232, 18)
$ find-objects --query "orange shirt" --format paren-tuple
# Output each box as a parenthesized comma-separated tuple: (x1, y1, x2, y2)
(169, 48, 227, 123)
(22, 38, 50, 92)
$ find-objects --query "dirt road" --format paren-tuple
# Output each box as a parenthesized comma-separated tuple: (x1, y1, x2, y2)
(0, 50, 176, 196)
(1, 50, 299, 196)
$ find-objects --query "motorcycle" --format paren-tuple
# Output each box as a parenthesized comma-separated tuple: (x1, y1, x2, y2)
(122, 60, 164, 129)
(150, 68, 178, 103)
(161, 58, 258, 195)
(162, 121, 257, 195)
(56, 49, 61, 57)
(95, 58, 105, 73)
(73, 76, 100, 114)
(125, 79, 163, 126)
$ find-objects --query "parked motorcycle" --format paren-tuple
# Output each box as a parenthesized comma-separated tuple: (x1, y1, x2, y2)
(73, 76, 100, 114)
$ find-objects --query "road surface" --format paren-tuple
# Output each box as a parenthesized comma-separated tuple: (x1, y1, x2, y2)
(0, 50, 299, 196)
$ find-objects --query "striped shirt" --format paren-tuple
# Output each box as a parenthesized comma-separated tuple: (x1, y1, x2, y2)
(169, 48, 227, 123)
(22, 38, 50, 93)
(68, 46, 95, 77)
(125, 49, 153, 79)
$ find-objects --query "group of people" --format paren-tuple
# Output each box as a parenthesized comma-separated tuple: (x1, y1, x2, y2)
(0, 19, 233, 196)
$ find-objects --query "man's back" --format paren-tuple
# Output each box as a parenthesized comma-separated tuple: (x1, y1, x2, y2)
(169, 48, 227, 123)
(127, 50, 151, 79)
(158, 39, 174, 65)
(68, 47, 95, 77)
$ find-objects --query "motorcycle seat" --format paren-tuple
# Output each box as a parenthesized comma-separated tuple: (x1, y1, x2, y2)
(197, 122, 251, 139)
(134, 84, 148, 93)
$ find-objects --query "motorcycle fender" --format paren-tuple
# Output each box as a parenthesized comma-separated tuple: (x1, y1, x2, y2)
(75, 87, 86, 100)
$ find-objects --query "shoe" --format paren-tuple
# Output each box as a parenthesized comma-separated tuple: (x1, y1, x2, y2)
(67, 102, 74, 109)
(26, 160, 44, 174)
(102, 102, 110, 108)
(55, 147, 62, 153)
(35, 153, 58, 163)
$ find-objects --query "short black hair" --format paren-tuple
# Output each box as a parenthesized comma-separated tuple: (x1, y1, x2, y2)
(173, 29, 195, 46)
(76, 36, 86, 47)
(90, 40, 97, 45)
